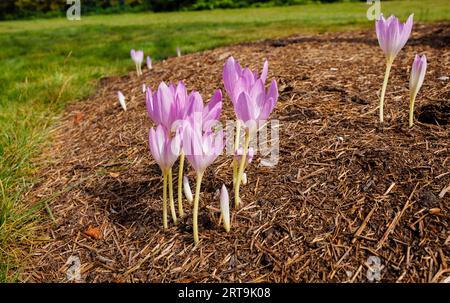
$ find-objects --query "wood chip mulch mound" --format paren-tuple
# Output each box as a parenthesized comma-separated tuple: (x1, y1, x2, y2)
(25, 23, 449, 283)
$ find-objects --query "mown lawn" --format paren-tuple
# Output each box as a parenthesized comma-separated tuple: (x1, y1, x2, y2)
(0, 0, 449, 281)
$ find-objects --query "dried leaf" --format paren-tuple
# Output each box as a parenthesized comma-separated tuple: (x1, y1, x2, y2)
(73, 112, 84, 124)
(84, 226, 101, 239)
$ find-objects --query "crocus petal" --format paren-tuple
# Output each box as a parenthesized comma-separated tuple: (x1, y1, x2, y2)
(117, 91, 127, 111)
(235, 92, 253, 122)
(203, 89, 222, 124)
(242, 172, 248, 185)
(220, 184, 230, 232)
(166, 130, 181, 167)
(260, 60, 269, 84)
(260, 80, 278, 121)
(399, 14, 414, 52)
(148, 127, 162, 168)
(147, 56, 152, 69)
(223, 57, 239, 98)
(250, 79, 266, 119)
(183, 176, 193, 203)
(158, 82, 174, 129)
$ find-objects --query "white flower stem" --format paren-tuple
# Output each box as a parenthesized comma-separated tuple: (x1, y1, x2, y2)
(232, 120, 241, 189)
(162, 172, 168, 229)
(232, 159, 237, 189)
(193, 172, 204, 244)
(177, 152, 185, 218)
(409, 94, 417, 128)
(235, 132, 250, 208)
(380, 60, 393, 123)
(168, 168, 178, 225)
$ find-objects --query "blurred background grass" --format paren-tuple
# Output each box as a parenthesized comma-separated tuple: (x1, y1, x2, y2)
(0, 0, 449, 281)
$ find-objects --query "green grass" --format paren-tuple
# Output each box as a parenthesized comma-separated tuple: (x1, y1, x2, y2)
(0, 0, 449, 282)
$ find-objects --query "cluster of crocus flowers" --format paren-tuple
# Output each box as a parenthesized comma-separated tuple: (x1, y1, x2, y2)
(375, 14, 413, 123)
(146, 81, 224, 243)
(145, 57, 278, 244)
(375, 14, 428, 127)
(147, 81, 191, 222)
(223, 56, 278, 207)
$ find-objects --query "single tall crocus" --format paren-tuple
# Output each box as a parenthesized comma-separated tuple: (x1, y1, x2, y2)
(131, 49, 144, 76)
(376, 14, 414, 122)
(184, 126, 224, 244)
(148, 125, 181, 229)
(409, 54, 427, 127)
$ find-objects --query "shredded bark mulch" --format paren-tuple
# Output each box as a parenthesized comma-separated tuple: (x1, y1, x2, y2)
(24, 23, 449, 282)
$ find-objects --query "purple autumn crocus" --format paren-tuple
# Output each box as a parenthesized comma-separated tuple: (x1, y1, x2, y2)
(223, 56, 268, 107)
(148, 125, 181, 229)
(131, 49, 144, 76)
(223, 57, 278, 208)
(185, 89, 223, 133)
(146, 81, 193, 219)
(146, 81, 190, 132)
(375, 14, 414, 123)
(235, 80, 278, 131)
(183, 125, 224, 244)
(409, 54, 427, 127)
(376, 14, 414, 63)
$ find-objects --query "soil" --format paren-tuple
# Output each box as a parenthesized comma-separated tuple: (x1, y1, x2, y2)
(24, 23, 449, 282)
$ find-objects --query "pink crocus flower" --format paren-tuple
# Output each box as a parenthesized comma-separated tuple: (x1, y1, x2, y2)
(223, 56, 268, 106)
(409, 54, 427, 127)
(149, 125, 181, 173)
(183, 127, 224, 175)
(183, 125, 224, 244)
(223, 57, 278, 208)
(223, 56, 278, 129)
(376, 14, 414, 62)
(145, 81, 190, 132)
(185, 89, 223, 133)
(235, 79, 278, 129)
(130, 49, 144, 75)
(148, 125, 181, 229)
(375, 14, 413, 123)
